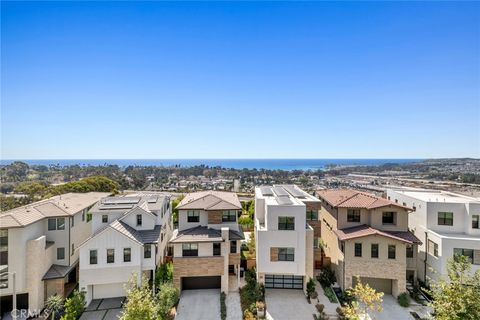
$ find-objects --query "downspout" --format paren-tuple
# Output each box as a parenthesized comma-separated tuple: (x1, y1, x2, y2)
(424, 231, 428, 284)
(68, 216, 71, 267)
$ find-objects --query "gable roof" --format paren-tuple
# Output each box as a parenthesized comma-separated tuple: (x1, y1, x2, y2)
(176, 191, 241, 211)
(316, 189, 411, 210)
(119, 205, 157, 223)
(170, 226, 244, 243)
(334, 224, 422, 244)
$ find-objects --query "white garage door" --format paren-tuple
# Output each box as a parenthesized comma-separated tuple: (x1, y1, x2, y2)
(93, 283, 126, 299)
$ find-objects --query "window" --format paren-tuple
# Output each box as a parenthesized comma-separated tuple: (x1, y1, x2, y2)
(230, 240, 237, 254)
(428, 240, 438, 257)
(87, 213, 92, 222)
(57, 218, 65, 230)
(89, 250, 97, 264)
(313, 237, 320, 249)
(406, 244, 414, 258)
(438, 212, 453, 226)
(371, 244, 379, 258)
(222, 210, 237, 222)
(71, 216, 74, 227)
(213, 243, 221, 256)
(472, 215, 479, 229)
(102, 215, 108, 223)
(0, 230, 8, 289)
(278, 216, 295, 230)
(82, 209, 86, 221)
(382, 212, 396, 225)
(57, 247, 65, 260)
(107, 249, 115, 263)
(278, 248, 295, 261)
(182, 243, 198, 256)
(347, 209, 361, 222)
(307, 210, 318, 221)
(144, 245, 152, 259)
(388, 245, 396, 259)
(187, 210, 200, 223)
(354, 243, 362, 257)
(48, 218, 65, 231)
(136, 214, 142, 226)
(71, 243, 74, 256)
(454, 248, 474, 264)
(124, 248, 131, 262)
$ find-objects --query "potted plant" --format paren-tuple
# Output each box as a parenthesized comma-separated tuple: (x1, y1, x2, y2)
(256, 301, 265, 318)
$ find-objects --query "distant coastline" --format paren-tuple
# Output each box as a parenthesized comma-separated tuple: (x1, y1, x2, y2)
(0, 159, 422, 171)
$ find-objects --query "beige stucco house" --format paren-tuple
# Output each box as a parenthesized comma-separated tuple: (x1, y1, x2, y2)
(316, 189, 421, 297)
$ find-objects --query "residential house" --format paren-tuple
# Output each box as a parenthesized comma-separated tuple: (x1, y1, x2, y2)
(78, 193, 172, 305)
(254, 186, 314, 292)
(386, 188, 480, 283)
(0, 192, 110, 314)
(316, 189, 421, 297)
(169, 191, 243, 293)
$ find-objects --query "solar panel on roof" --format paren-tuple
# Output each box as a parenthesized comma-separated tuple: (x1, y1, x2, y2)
(273, 187, 289, 197)
(283, 185, 305, 198)
(260, 186, 273, 196)
(103, 198, 140, 205)
(99, 204, 134, 210)
(276, 197, 293, 205)
(147, 196, 158, 203)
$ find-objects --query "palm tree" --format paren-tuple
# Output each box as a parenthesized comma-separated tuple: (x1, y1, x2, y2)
(45, 295, 63, 320)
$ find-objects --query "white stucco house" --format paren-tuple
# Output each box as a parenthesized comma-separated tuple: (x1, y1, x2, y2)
(78, 193, 172, 305)
(254, 186, 314, 292)
(0, 192, 110, 316)
(386, 187, 480, 283)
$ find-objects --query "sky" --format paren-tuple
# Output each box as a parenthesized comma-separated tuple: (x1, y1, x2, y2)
(1, 1, 479, 159)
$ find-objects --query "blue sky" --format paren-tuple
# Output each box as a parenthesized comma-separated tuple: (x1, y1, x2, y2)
(1, 1, 479, 159)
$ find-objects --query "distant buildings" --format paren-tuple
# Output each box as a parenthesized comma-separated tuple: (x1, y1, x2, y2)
(386, 188, 480, 283)
(78, 193, 172, 305)
(0, 192, 110, 313)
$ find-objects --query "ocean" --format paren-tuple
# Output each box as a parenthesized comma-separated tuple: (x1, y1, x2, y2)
(0, 159, 421, 171)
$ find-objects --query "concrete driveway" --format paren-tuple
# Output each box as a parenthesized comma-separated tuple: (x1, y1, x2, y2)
(368, 295, 432, 320)
(176, 289, 220, 320)
(265, 289, 315, 320)
(80, 297, 124, 320)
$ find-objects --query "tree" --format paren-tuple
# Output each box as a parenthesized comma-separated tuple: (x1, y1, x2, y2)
(428, 255, 480, 320)
(156, 282, 179, 320)
(342, 277, 383, 320)
(155, 262, 173, 287)
(120, 275, 157, 320)
(45, 295, 64, 320)
(61, 290, 86, 320)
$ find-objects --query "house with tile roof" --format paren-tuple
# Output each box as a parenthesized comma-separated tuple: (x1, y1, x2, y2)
(316, 189, 421, 297)
(169, 191, 244, 293)
(77, 193, 172, 305)
(0, 192, 111, 314)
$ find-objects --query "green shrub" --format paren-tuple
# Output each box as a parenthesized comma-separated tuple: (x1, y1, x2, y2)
(307, 278, 316, 298)
(323, 286, 338, 303)
(220, 292, 227, 320)
(317, 266, 336, 287)
(397, 292, 410, 307)
(157, 282, 179, 320)
(61, 290, 85, 320)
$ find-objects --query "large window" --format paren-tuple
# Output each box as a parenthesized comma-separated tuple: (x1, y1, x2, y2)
(382, 212, 396, 225)
(48, 218, 65, 231)
(371, 244, 379, 258)
(278, 217, 295, 230)
(222, 210, 237, 222)
(354, 243, 362, 257)
(307, 210, 318, 221)
(438, 212, 453, 226)
(107, 249, 115, 263)
(472, 215, 479, 229)
(388, 245, 396, 259)
(89, 250, 97, 264)
(406, 244, 414, 258)
(182, 243, 198, 256)
(347, 209, 361, 223)
(213, 243, 221, 256)
(124, 248, 131, 262)
(57, 247, 65, 260)
(454, 248, 474, 264)
(187, 210, 200, 223)
(0, 230, 8, 289)
(144, 245, 152, 259)
(428, 240, 439, 257)
(136, 214, 142, 226)
(278, 248, 295, 261)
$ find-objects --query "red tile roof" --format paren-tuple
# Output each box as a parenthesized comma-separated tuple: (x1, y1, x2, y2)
(316, 189, 411, 210)
(334, 224, 422, 244)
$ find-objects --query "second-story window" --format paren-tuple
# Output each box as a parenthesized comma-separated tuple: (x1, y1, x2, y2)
(306, 210, 318, 221)
(102, 215, 108, 223)
(347, 209, 361, 222)
(124, 248, 131, 262)
(222, 210, 237, 222)
(57, 247, 65, 260)
(438, 212, 453, 226)
(187, 210, 200, 223)
(382, 212, 396, 225)
(354, 243, 362, 257)
(278, 216, 295, 230)
(472, 215, 479, 229)
(388, 245, 396, 259)
(428, 239, 439, 257)
(107, 249, 115, 263)
(136, 214, 142, 226)
(144, 245, 152, 258)
(371, 244, 379, 258)
(213, 243, 221, 256)
(89, 249, 97, 264)
(182, 243, 198, 256)
(48, 218, 65, 231)
(278, 248, 295, 261)
(230, 240, 237, 254)
(406, 244, 414, 258)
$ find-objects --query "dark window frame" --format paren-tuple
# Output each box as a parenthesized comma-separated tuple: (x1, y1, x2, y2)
(89, 249, 97, 264)
(213, 243, 221, 256)
(57, 247, 65, 260)
(438, 212, 453, 226)
(278, 216, 295, 230)
(354, 243, 362, 257)
(278, 248, 295, 261)
(182, 243, 198, 256)
(388, 245, 396, 259)
(406, 244, 414, 258)
(124, 248, 131, 262)
(472, 215, 479, 229)
(371, 243, 379, 258)
(454, 248, 474, 264)
(230, 240, 237, 254)
(187, 210, 200, 223)
(306, 210, 318, 221)
(102, 215, 108, 223)
(347, 209, 361, 223)
(222, 210, 237, 222)
(382, 212, 396, 225)
(107, 248, 115, 263)
(144, 245, 152, 259)
(136, 214, 142, 226)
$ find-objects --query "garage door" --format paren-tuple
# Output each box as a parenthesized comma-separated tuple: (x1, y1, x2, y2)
(265, 275, 303, 289)
(352, 277, 392, 294)
(93, 283, 127, 299)
(182, 276, 221, 290)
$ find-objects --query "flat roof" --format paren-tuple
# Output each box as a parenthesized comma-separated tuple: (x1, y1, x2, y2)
(392, 190, 479, 204)
(255, 186, 305, 207)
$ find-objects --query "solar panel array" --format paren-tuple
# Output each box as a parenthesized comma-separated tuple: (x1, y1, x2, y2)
(273, 186, 289, 197)
(283, 185, 306, 198)
(276, 197, 293, 205)
(147, 196, 158, 203)
(103, 197, 141, 205)
(260, 186, 273, 196)
(99, 204, 134, 210)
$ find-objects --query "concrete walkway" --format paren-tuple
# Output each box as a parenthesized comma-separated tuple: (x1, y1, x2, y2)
(226, 292, 242, 320)
(265, 289, 317, 320)
(368, 295, 432, 320)
(316, 283, 340, 317)
(176, 289, 220, 320)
